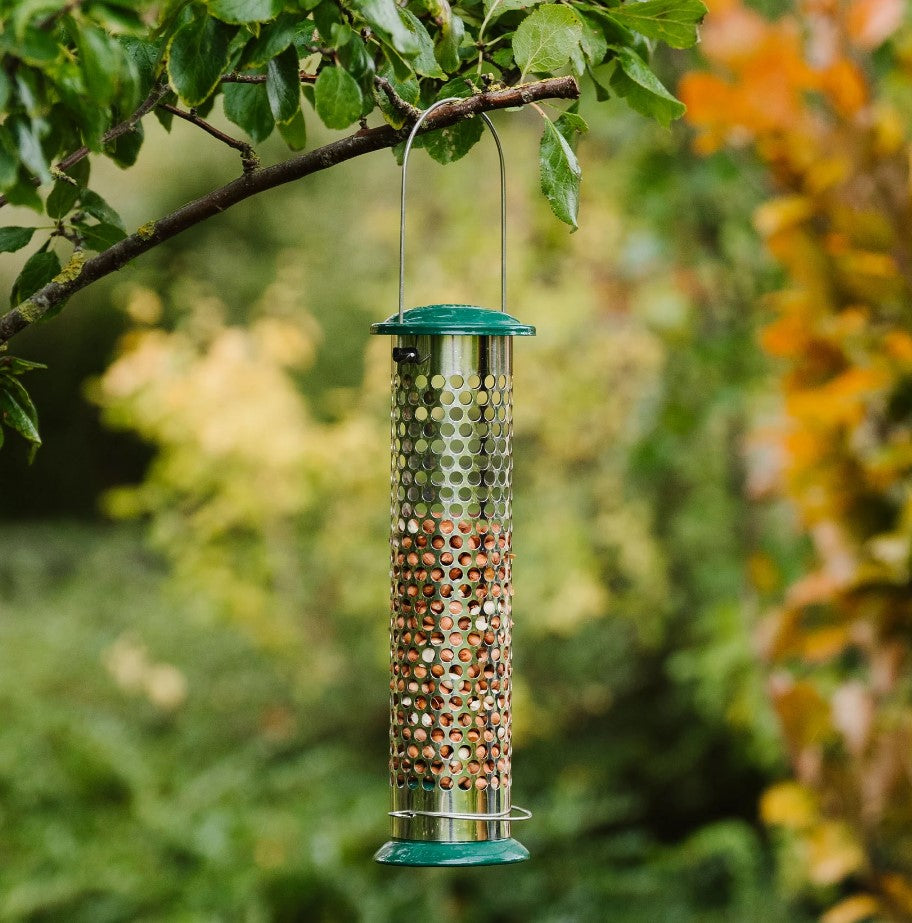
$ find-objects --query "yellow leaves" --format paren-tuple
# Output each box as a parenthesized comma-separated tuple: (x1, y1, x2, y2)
(770, 677, 835, 753)
(836, 251, 901, 284)
(765, 600, 851, 664)
(880, 874, 912, 915)
(884, 330, 912, 363)
(785, 366, 889, 428)
(820, 894, 881, 923)
(687, 0, 912, 912)
(806, 821, 867, 885)
(806, 157, 852, 194)
(761, 780, 817, 828)
(762, 781, 867, 890)
(873, 104, 907, 156)
(820, 59, 870, 118)
(754, 196, 814, 238)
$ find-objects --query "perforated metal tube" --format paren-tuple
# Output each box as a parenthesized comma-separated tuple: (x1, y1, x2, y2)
(387, 334, 516, 844)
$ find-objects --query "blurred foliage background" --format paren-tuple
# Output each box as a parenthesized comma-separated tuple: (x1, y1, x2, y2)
(2, 0, 911, 920)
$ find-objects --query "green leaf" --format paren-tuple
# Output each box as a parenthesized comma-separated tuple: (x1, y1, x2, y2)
(0, 127, 18, 191)
(11, 248, 61, 306)
(483, 0, 545, 20)
(609, 46, 685, 127)
(419, 81, 483, 164)
(0, 356, 47, 375)
(105, 123, 144, 168)
(400, 10, 445, 78)
(292, 20, 319, 56)
(314, 66, 363, 130)
(15, 24, 59, 66)
(88, 2, 146, 33)
(76, 26, 121, 106)
(513, 5, 582, 79)
(2, 375, 39, 427)
(120, 36, 164, 99)
(12, 118, 50, 185)
(168, 14, 233, 107)
(338, 32, 376, 85)
(46, 157, 90, 221)
(606, 0, 706, 49)
(207, 0, 283, 24)
(555, 109, 588, 142)
(378, 41, 414, 81)
(4, 176, 43, 212)
(0, 227, 37, 253)
(243, 13, 297, 66)
(422, 117, 484, 164)
(312, 1, 343, 45)
(53, 72, 109, 151)
(576, 6, 636, 46)
(358, 0, 420, 56)
(79, 189, 125, 231)
(223, 80, 275, 143)
(266, 45, 300, 123)
(0, 387, 41, 455)
(539, 117, 580, 229)
(75, 221, 127, 252)
(277, 108, 307, 149)
(436, 12, 465, 73)
(578, 12, 608, 65)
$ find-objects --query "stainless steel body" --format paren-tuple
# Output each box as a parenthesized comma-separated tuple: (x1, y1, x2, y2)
(388, 333, 515, 842)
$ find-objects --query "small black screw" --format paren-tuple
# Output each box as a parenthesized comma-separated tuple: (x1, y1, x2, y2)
(393, 346, 420, 364)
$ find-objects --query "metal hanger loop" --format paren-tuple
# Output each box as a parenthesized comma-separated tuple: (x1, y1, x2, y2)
(399, 98, 507, 322)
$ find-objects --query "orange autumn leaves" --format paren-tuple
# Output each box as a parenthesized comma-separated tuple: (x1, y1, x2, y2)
(680, 0, 902, 154)
(682, 0, 912, 917)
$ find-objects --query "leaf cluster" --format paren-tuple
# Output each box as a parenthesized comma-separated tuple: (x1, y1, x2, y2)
(0, 0, 705, 259)
(0, 353, 45, 459)
(0, 0, 705, 456)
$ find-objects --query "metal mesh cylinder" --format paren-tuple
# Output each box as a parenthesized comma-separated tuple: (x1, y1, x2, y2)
(387, 333, 515, 844)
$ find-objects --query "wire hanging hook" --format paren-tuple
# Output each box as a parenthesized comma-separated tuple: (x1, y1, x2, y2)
(399, 98, 508, 323)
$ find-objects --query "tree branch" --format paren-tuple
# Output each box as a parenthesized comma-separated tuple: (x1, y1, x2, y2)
(0, 76, 579, 346)
(222, 70, 318, 85)
(159, 104, 258, 172)
(375, 76, 421, 121)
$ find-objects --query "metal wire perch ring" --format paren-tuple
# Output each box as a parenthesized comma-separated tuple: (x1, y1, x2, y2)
(389, 806, 533, 822)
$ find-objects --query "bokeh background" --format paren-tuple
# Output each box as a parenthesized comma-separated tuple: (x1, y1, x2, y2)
(2, 0, 912, 920)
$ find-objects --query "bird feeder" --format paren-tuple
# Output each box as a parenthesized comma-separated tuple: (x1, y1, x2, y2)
(371, 100, 533, 867)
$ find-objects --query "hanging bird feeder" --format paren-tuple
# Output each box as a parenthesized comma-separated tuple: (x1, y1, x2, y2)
(371, 100, 534, 867)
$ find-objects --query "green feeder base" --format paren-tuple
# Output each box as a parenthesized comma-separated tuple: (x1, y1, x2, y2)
(374, 838, 529, 867)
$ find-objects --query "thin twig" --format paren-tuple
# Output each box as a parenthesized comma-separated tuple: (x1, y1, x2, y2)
(0, 82, 171, 209)
(0, 76, 580, 345)
(375, 76, 421, 122)
(222, 70, 318, 84)
(159, 104, 258, 173)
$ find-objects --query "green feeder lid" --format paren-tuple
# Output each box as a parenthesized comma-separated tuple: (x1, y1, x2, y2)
(371, 304, 535, 337)
(374, 838, 530, 867)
